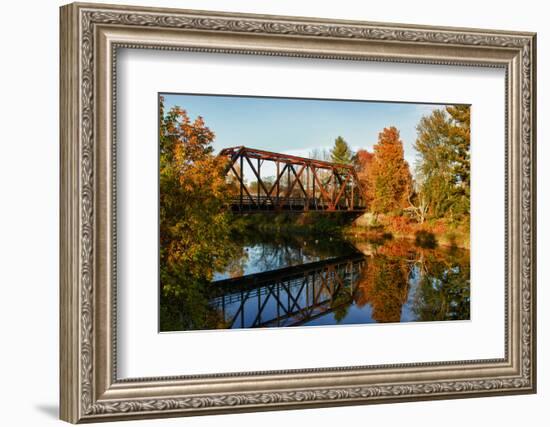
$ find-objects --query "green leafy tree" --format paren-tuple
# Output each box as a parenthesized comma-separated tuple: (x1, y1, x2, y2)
(330, 136, 353, 164)
(414, 107, 470, 220)
(412, 248, 470, 321)
(446, 105, 471, 215)
(369, 127, 413, 214)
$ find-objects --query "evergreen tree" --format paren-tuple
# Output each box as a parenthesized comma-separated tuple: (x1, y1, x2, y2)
(330, 136, 353, 164)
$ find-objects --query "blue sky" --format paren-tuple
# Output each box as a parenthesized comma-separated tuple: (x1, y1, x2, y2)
(161, 93, 448, 178)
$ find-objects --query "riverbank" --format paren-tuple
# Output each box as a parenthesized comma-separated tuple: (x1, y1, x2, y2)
(231, 212, 470, 250)
(344, 214, 470, 250)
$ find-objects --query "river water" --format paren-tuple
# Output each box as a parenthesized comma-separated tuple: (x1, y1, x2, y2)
(204, 233, 470, 330)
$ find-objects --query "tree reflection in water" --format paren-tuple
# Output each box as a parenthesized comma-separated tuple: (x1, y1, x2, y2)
(355, 239, 470, 323)
(160, 233, 470, 331)
(411, 247, 470, 322)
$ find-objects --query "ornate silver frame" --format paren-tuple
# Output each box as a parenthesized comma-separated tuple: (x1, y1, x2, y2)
(59, 2, 537, 423)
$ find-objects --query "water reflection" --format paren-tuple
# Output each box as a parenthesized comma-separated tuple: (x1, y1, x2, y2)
(160, 234, 470, 331)
(211, 253, 365, 328)
(214, 234, 359, 281)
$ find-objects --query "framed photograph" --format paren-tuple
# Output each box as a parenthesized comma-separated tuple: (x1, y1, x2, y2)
(60, 2, 537, 423)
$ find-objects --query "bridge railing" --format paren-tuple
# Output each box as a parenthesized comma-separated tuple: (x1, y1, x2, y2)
(227, 195, 367, 212)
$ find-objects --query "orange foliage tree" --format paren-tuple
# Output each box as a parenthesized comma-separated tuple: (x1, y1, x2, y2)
(354, 240, 470, 323)
(159, 97, 242, 330)
(368, 127, 413, 215)
(354, 149, 375, 207)
(355, 254, 410, 323)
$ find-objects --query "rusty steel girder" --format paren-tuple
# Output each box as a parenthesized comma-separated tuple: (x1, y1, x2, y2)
(219, 146, 367, 213)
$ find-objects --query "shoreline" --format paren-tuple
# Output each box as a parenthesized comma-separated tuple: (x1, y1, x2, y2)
(234, 218, 470, 250)
(343, 226, 470, 250)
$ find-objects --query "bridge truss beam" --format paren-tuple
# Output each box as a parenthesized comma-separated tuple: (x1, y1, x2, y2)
(219, 146, 367, 213)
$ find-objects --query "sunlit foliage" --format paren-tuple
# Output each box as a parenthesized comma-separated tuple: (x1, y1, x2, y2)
(330, 136, 353, 164)
(158, 98, 471, 331)
(354, 239, 470, 323)
(159, 97, 243, 330)
(354, 149, 375, 207)
(369, 127, 413, 214)
(414, 106, 470, 221)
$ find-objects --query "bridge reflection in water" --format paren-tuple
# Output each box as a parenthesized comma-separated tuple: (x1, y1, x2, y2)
(209, 253, 366, 329)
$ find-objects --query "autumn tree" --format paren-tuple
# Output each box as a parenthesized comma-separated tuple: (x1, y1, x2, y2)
(159, 97, 242, 330)
(369, 127, 413, 214)
(330, 136, 353, 164)
(355, 249, 410, 323)
(354, 149, 375, 206)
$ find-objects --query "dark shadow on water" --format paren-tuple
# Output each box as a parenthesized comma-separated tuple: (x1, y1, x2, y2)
(35, 403, 58, 419)
(415, 230, 437, 249)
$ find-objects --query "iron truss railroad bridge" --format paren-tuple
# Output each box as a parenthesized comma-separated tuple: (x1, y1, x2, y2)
(219, 146, 367, 213)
